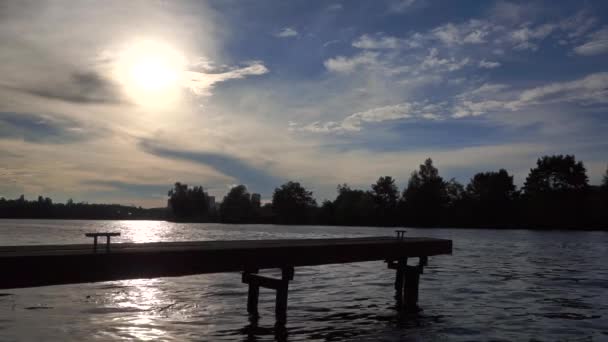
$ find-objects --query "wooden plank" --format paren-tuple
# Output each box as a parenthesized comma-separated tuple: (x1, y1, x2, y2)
(85, 233, 120, 237)
(242, 274, 286, 290)
(0, 237, 452, 289)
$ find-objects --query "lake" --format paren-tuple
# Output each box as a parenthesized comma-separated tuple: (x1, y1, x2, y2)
(0, 220, 606, 341)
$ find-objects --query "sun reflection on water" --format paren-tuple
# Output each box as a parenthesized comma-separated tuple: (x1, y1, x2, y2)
(117, 220, 173, 243)
(108, 278, 170, 341)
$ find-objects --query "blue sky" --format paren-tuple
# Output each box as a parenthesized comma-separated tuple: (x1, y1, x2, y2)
(0, 0, 607, 207)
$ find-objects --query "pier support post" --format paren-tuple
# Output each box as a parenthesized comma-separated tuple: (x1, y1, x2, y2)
(403, 265, 420, 311)
(242, 266, 294, 325)
(388, 257, 425, 312)
(244, 269, 260, 316)
(275, 267, 294, 325)
(393, 258, 406, 305)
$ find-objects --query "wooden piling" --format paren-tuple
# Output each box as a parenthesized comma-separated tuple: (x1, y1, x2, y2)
(404, 265, 420, 311)
(392, 258, 407, 306)
(244, 269, 260, 316)
(275, 267, 294, 325)
(242, 267, 294, 325)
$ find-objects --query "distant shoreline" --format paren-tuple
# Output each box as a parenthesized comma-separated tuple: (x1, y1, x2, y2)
(1, 217, 605, 231)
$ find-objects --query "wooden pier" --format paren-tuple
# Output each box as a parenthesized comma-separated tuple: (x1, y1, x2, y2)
(0, 235, 452, 324)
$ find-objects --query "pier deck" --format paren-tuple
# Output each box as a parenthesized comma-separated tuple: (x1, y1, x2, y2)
(0, 236, 451, 289)
(0, 236, 452, 322)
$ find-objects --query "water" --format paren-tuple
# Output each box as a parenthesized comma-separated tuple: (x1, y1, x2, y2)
(0, 220, 607, 341)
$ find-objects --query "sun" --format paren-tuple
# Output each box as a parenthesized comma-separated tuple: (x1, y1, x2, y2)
(114, 39, 186, 108)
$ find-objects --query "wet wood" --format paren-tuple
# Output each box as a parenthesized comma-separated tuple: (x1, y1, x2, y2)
(0, 236, 452, 290)
(404, 265, 421, 311)
(244, 269, 260, 316)
(84, 232, 120, 252)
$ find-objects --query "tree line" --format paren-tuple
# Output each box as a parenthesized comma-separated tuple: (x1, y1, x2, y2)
(0, 196, 166, 220)
(166, 154, 608, 229)
(2, 154, 607, 229)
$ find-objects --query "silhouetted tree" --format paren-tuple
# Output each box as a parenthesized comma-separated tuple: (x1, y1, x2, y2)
(332, 184, 375, 226)
(251, 193, 261, 210)
(272, 181, 317, 224)
(4, 156, 607, 228)
(523, 155, 588, 194)
(401, 158, 448, 226)
(446, 178, 465, 205)
(0, 194, 165, 219)
(318, 200, 335, 225)
(167, 182, 209, 220)
(465, 169, 517, 227)
(371, 176, 399, 226)
(220, 185, 254, 223)
(523, 155, 589, 228)
(467, 169, 516, 201)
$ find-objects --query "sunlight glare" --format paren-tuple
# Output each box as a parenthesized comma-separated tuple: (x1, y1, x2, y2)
(114, 39, 186, 108)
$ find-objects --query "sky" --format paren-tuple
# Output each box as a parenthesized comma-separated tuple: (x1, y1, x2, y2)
(0, 0, 607, 207)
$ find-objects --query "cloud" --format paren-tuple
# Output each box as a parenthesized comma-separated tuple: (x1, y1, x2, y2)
(2, 71, 124, 105)
(453, 72, 608, 117)
(186, 62, 268, 96)
(352, 34, 402, 49)
(574, 27, 608, 56)
(421, 48, 469, 72)
(84, 180, 169, 198)
(323, 40, 341, 48)
(326, 3, 343, 11)
(139, 140, 280, 194)
(559, 10, 598, 40)
(431, 20, 493, 46)
(275, 27, 298, 38)
(514, 72, 608, 108)
(388, 0, 417, 13)
(479, 59, 501, 69)
(509, 23, 556, 51)
(489, 1, 540, 24)
(296, 102, 444, 133)
(0, 112, 95, 144)
(324, 52, 380, 73)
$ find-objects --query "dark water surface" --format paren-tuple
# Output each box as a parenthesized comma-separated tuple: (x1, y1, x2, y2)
(0, 220, 607, 341)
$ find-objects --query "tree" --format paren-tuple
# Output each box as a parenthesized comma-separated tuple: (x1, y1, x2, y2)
(401, 158, 448, 226)
(332, 184, 375, 226)
(523, 155, 589, 228)
(523, 155, 588, 194)
(272, 181, 317, 224)
(220, 185, 253, 223)
(465, 169, 517, 227)
(602, 166, 608, 189)
(167, 182, 209, 220)
(370, 176, 399, 226)
(467, 169, 516, 202)
(251, 193, 261, 209)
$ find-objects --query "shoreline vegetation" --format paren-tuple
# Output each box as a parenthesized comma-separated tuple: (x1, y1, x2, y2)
(1, 155, 607, 230)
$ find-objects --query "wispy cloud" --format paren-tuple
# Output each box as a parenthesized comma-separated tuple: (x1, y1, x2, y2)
(326, 3, 343, 11)
(275, 27, 299, 38)
(388, 0, 418, 13)
(0, 112, 94, 143)
(294, 102, 444, 133)
(352, 34, 403, 49)
(453, 72, 608, 117)
(186, 62, 268, 96)
(324, 52, 380, 73)
(139, 139, 280, 195)
(2, 71, 124, 105)
(574, 26, 608, 56)
(479, 59, 501, 69)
